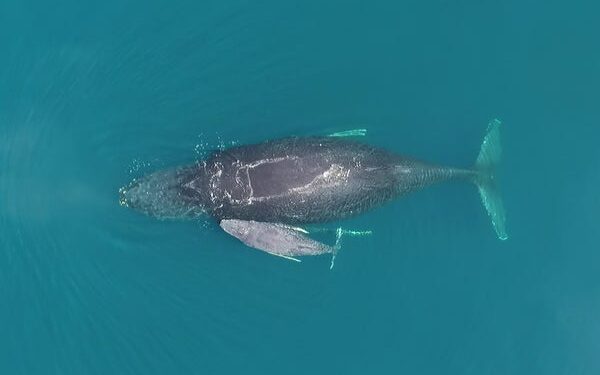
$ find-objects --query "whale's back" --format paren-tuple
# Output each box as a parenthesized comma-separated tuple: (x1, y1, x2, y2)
(189, 137, 438, 224)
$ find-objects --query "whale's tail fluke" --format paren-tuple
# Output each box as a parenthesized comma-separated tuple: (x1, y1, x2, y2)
(473, 119, 508, 240)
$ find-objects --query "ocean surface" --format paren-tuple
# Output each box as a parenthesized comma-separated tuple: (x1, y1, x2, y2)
(1, 0, 599, 374)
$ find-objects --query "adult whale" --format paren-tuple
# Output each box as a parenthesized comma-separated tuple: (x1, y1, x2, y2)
(120, 120, 507, 262)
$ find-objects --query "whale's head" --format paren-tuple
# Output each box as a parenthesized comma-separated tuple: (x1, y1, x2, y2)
(119, 166, 207, 220)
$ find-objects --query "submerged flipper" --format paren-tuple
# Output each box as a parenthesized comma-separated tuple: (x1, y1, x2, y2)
(330, 228, 372, 269)
(267, 253, 302, 263)
(327, 128, 368, 138)
(474, 119, 508, 240)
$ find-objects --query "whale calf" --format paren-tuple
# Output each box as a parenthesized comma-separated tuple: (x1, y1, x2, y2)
(219, 219, 372, 267)
(120, 120, 507, 263)
(220, 219, 336, 261)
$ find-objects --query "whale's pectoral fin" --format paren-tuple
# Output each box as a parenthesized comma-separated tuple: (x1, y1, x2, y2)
(304, 226, 373, 238)
(330, 227, 373, 269)
(327, 128, 368, 138)
(302, 226, 372, 269)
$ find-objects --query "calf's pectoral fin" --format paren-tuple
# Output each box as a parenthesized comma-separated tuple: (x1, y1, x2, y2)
(263, 252, 302, 263)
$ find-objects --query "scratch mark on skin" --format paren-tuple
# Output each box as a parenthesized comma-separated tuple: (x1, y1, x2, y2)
(203, 156, 353, 208)
(246, 156, 298, 168)
(290, 164, 348, 194)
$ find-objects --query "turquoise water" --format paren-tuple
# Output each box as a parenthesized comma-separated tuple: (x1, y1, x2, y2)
(1, 0, 599, 374)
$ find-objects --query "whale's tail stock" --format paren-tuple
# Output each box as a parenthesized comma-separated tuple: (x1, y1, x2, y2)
(473, 119, 508, 240)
